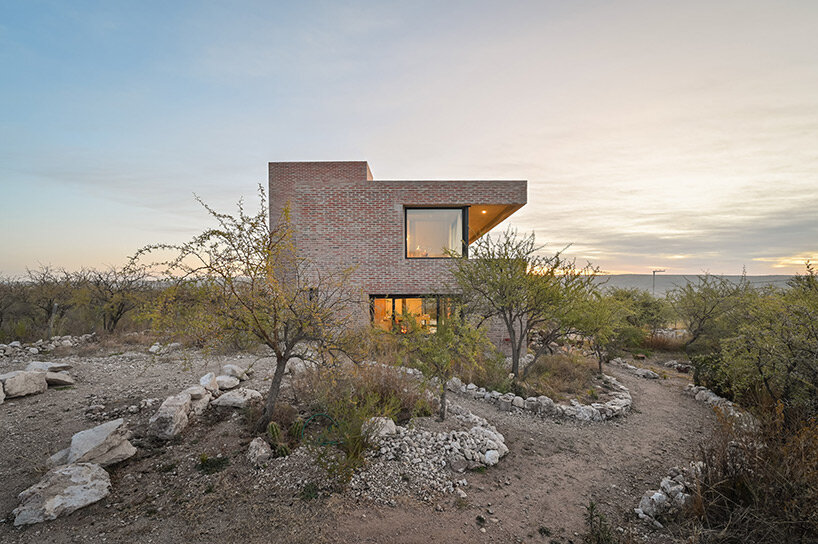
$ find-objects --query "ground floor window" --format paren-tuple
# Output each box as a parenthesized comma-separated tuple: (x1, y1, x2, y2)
(370, 295, 455, 333)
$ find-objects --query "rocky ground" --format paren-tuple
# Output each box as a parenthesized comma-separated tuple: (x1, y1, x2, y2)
(0, 339, 716, 544)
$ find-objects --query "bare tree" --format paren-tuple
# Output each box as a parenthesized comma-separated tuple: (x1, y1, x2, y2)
(136, 186, 359, 431)
(86, 263, 152, 333)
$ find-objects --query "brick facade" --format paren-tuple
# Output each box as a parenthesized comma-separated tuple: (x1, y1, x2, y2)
(268, 161, 527, 347)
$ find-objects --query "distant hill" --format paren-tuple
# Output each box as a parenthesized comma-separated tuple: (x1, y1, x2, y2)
(594, 274, 793, 296)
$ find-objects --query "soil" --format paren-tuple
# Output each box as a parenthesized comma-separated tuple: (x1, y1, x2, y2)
(0, 343, 716, 544)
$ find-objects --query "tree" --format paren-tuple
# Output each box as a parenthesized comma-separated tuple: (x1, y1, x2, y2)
(25, 265, 84, 336)
(449, 228, 597, 377)
(721, 265, 818, 420)
(399, 307, 490, 420)
(607, 287, 671, 337)
(136, 187, 359, 431)
(86, 263, 152, 333)
(575, 293, 632, 373)
(668, 273, 750, 354)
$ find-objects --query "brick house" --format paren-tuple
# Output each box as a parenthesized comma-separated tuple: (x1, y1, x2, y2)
(268, 161, 527, 346)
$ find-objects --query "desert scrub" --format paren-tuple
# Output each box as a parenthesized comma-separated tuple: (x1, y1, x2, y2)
(686, 405, 818, 543)
(292, 363, 435, 424)
(517, 352, 598, 402)
(196, 453, 230, 474)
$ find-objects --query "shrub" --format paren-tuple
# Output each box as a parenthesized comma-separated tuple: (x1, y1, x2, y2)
(518, 353, 597, 402)
(687, 406, 818, 542)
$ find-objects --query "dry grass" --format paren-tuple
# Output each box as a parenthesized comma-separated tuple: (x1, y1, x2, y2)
(519, 353, 598, 402)
(687, 406, 818, 543)
(291, 363, 436, 424)
(643, 334, 688, 352)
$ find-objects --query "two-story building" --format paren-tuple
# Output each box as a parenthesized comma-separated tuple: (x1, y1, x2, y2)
(268, 161, 527, 345)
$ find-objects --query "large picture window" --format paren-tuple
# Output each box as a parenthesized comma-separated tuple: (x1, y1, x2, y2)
(370, 295, 455, 333)
(405, 208, 466, 258)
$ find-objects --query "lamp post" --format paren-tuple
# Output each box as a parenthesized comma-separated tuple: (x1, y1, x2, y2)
(652, 269, 666, 296)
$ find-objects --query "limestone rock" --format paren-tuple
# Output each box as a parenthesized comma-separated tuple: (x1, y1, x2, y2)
(0, 370, 48, 398)
(46, 372, 75, 386)
(149, 393, 192, 439)
(190, 392, 212, 416)
(484, 450, 500, 466)
(210, 388, 262, 408)
(215, 375, 240, 390)
(26, 361, 73, 372)
(636, 368, 660, 379)
(247, 437, 272, 466)
(183, 385, 208, 400)
(362, 416, 397, 438)
(199, 372, 219, 392)
(0, 382, 5, 405)
(222, 364, 248, 380)
(13, 463, 111, 526)
(53, 418, 136, 467)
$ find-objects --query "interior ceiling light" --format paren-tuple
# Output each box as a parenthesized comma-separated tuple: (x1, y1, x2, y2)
(481, 209, 487, 214)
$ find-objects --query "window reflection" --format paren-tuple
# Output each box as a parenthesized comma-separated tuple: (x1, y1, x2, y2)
(406, 208, 463, 258)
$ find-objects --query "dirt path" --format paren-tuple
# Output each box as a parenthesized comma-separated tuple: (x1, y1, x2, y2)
(0, 348, 715, 544)
(334, 367, 716, 543)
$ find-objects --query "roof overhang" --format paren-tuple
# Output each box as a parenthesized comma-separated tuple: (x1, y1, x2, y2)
(468, 203, 524, 243)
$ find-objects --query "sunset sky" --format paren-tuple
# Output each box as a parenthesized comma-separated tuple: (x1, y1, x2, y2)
(2, 1, 817, 276)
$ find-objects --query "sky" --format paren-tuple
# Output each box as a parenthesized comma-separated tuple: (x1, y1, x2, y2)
(1, 0, 817, 276)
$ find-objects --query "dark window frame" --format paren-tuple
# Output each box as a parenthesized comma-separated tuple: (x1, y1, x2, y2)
(404, 206, 469, 259)
(369, 294, 459, 331)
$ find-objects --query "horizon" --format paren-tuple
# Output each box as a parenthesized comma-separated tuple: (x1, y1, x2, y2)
(2, 1, 817, 276)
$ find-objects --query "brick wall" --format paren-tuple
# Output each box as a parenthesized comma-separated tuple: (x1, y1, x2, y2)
(269, 161, 527, 344)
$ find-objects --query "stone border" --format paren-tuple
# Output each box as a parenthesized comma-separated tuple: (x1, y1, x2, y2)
(446, 375, 632, 422)
(0, 334, 96, 358)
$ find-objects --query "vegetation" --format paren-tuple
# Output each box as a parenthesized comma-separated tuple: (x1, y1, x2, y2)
(135, 187, 360, 432)
(448, 227, 597, 377)
(398, 308, 491, 419)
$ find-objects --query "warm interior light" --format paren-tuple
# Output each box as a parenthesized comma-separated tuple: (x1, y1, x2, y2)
(481, 209, 487, 214)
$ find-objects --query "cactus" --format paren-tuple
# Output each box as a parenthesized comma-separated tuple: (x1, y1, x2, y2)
(274, 443, 291, 458)
(267, 421, 282, 443)
(289, 418, 304, 441)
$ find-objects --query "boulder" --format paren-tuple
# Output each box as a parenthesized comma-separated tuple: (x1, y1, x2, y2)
(362, 416, 397, 438)
(635, 368, 660, 379)
(148, 343, 162, 354)
(199, 372, 219, 392)
(216, 375, 240, 390)
(26, 361, 73, 372)
(13, 463, 111, 526)
(247, 437, 272, 466)
(46, 372, 75, 386)
(0, 371, 48, 398)
(512, 396, 525, 408)
(484, 450, 500, 466)
(190, 392, 212, 416)
(50, 418, 136, 467)
(0, 382, 5, 405)
(210, 388, 262, 408)
(183, 385, 208, 400)
(222, 364, 248, 380)
(149, 393, 192, 439)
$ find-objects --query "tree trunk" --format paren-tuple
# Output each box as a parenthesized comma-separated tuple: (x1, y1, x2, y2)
(438, 387, 447, 421)
(256, 357, 288, 433)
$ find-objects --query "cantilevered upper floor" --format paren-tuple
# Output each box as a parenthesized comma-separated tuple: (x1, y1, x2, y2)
(268, 160, 527, 295)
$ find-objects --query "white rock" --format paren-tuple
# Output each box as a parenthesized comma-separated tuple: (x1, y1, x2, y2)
(222, 364, 248, 381)
(190, 392, 212, 416)
(149, 393, 192, 439)
(46, 372, 75, 386)
(28, 347, 39, 354)
(247, 437, 272, 466)
(183, 385, 208, 399)
(484, 450, 500, 466)
(148, 343, 162, 354)
(0, 382, 4, 404)
(9, 341, 22, 348)
(58, 418, 136, 467)
(199, 372, 219, 392)
(0, 371, 48, 398)
(25, 361, 73, 372)
(210, 388, 262, 408)
(512, 396, 525, 408)
(636, 368, 660, 379)
(13, 463, 111, 526)
(362, 417, 397, 438)
(216, 375, 240, 390)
